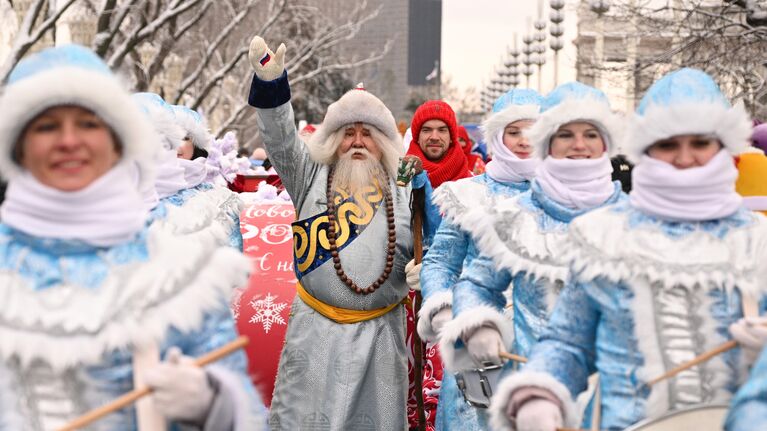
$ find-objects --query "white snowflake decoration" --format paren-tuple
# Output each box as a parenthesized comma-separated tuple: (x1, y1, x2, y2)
(249, 293, 288, 333)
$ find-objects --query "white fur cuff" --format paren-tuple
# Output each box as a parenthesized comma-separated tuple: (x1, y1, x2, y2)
(417, 290, 453, 342)
(439, 304, 513, 372)
(489, 370, 579, 431)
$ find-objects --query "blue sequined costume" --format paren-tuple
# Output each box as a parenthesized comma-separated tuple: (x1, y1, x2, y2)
(421, 174, 531, 431)
(491, 201, 767, 431)
(0, 223, 267, 430)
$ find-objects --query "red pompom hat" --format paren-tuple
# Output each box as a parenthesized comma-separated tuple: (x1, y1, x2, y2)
(406, 100, 470, 187)
(410, 100, 460, 145)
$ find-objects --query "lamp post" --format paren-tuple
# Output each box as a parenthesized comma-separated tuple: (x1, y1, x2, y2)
(549, 0, 565, 86)
(522, 32, 534, 89)
(588, 0, 611, 90)
(534, 19, 547, 93)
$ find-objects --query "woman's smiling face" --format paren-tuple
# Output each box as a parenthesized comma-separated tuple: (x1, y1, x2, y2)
(548, 121, 605, 159)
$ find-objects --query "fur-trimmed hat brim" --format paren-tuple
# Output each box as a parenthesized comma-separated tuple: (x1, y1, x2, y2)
(624, 101, 752, 163)
(482, 104, 540, 145)
(307, 89, 401, 161)
(0, 66, 157, 188)
(173, 108, 212, 150)
(525, 98, 624, 158)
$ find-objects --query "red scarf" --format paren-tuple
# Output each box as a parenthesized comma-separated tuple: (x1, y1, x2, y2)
(406, 139, 471, 188)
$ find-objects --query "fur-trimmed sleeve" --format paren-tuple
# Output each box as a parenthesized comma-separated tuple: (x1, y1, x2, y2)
(170, 308, 268, 431)
(488, 279, 600, 429)
(439, 255, 513, 371)
(725, 346, 767, 431)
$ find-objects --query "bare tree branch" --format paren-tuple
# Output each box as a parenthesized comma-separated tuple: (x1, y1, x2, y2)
(0, 0, 78, 81)
(107, 0, 203, 69)
(171, 0, 260, 103)
(189, 48, 247, 109)
(93, 0, 142, 56)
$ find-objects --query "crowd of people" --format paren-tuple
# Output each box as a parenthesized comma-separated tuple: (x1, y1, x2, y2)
(0, 29, 765, 431)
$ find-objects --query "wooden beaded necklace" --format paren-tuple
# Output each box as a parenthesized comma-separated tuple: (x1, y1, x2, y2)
(326, 168, 396, 294)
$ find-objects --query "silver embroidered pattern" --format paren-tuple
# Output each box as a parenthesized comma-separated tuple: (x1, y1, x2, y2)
(650, 283, 712, 409)
(9, 359, 86, 430)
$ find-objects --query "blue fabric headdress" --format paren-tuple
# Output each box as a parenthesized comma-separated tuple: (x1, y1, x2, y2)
(482, 88, 544, 144)
(0, 44, 157, 187)
(626, 68, 751, 161)
(132, 92, 186, 151)
(526, 81, 622, 158)
(172, 105, 212, 150)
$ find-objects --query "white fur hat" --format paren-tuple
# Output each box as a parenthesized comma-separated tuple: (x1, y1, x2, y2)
(307, 85, 400, 159)
(172, 105, 212, 150)
(132, 93, 186, 151)
(0, 45, 157, 187)
(624, 68, 752, 163)
(482, 88, 543, 144)
(526, 82, 623, 158)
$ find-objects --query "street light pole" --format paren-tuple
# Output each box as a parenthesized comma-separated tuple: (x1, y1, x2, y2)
(549, 0, 566, 87)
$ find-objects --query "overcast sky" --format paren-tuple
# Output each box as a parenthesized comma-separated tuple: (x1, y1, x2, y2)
(442, 0, 579, 96)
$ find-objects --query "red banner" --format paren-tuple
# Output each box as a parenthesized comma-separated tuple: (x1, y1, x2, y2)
(233, 201, 296, 407)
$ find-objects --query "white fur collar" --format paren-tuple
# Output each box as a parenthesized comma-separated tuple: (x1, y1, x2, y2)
(465, 195, 572, 283)
(566, 205, 767, 296)
(432, 178, 490, 224)
(0, 226, 250, 371)
(159, 186, 242, 246)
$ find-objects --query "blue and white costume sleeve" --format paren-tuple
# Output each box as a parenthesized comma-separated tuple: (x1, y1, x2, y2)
(440, 181, 624, 372)
(726, 346, 767, 431)
(489, 201, 767, 431)
(0, 224, 267, 430)
(419, 174, 529, 342)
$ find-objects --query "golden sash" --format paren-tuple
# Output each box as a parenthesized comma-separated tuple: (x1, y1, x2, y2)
(295, 282, 409, 324)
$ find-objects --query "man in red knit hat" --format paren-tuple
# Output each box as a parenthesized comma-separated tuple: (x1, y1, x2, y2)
(404, 100, 471, 430)
(406, 100, 472, 188)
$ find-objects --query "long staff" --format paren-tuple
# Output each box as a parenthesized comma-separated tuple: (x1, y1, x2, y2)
(57, 336, 249, 431)
(398, 155, 427, 431)
(647, 339, 739, 387)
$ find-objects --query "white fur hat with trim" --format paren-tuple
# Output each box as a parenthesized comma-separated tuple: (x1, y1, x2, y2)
(482, 88, 543, 144)
(625, 68, 752, 163)
(172, 105, 212, 150)
(525, 81, 623, 158)
(132, 92, 186, 151)
(0, 44, 157, 187)
(307, 84, 401, 164)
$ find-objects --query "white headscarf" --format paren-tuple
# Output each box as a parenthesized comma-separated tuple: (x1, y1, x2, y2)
(0, 162, 147, 247)
(630, 149, 742, 221)
(485, 130, 540, 184)
(535, 154, 615, 210)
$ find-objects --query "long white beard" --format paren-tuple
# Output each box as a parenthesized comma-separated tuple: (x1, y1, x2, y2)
(332, 149, 388, 195)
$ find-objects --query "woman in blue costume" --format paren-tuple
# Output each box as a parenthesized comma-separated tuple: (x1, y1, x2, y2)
(439, 82, 625, 426)
(416, 88, 543, 430)
(134, 93, 243, 251)
(726, 345, 767, 431)
(0, 45, 266, 430)
(493, 69, 767, 431)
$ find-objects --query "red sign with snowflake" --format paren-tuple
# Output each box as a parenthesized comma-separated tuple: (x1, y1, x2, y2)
(233, 201, 297, 407)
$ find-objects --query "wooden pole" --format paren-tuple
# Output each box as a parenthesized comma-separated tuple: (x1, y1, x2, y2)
(499, 350, 528, 364)
(411, 185, 427, 431)
(647, 340, 738, 387)
(58, 336, 249, 431)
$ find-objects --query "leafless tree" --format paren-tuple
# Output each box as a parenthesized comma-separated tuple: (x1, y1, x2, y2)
(579, 0, 767, 117)
(2, 0, 391, 145)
